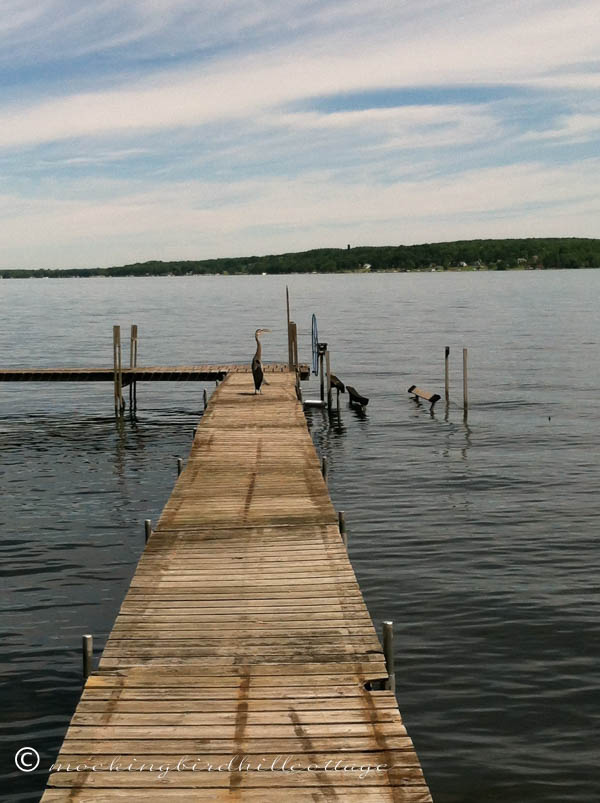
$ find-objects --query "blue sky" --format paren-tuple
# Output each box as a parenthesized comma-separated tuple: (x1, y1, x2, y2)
(1, 0, 599, 269)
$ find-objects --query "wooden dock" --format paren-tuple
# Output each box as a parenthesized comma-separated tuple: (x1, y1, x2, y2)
(0, 363, 309, 383)
(42, 370, 432, 802)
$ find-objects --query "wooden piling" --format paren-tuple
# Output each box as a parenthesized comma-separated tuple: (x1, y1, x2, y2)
(177, 458, 183, 476)
(286, 287, 293, 369)
(129, 324, 138, 411)
(289, 322, 298, 372)
(319, 350, 325, 403)
(383, 621, 395, 693)
(445, 346, 450, 404)
(112, 326, 124, 415)
(326, 349, 332, 409)
(321, 456, 328, 480)
(144, 519, 151, 544)
(463, 347, 468, 413)
(82, 634, 93, 679)
(203, 388, 208, 410)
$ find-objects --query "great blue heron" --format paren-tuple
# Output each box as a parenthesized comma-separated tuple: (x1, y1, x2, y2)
(251, 328, 271, 393)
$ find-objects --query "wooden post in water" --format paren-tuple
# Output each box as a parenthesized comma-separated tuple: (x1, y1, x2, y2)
(444, 346, 450, 404)
(286, 287, 293, 369)
(112, 326, 124, 415)
(326, 349, 332, 409)
(203, 389, 208, 410)
(144, 519, 152, 544)
(338, 510, 347, 549)
(319, 349, 325, 403)
(177, 458, 183, 476)
(82, 634, 93, 679)
(321, 456, 328, 480)
(129, 324, 138, 411)
(289, 322, 298, 372)
(383, 621, 395, 693)
(463, 347, 468, 415)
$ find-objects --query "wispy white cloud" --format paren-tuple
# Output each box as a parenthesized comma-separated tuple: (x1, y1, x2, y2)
(1, 0, 599, 268)
(2, 158, 598, 268)
(1, 0, 599, 149)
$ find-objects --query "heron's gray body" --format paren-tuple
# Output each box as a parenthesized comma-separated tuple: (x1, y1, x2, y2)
(251, 328, 270, 393)
(251, 354, 264, 393)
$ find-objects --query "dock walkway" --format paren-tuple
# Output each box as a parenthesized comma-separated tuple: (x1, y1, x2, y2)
(42, 370, 432, 801)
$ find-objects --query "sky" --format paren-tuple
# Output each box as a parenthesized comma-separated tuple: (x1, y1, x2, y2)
(1, 0, 599, 269)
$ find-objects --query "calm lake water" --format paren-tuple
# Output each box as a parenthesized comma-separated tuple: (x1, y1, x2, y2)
(1, 271, 599, 802)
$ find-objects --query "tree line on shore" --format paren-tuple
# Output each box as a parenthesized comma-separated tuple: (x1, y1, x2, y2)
(2, 237, 599, 278)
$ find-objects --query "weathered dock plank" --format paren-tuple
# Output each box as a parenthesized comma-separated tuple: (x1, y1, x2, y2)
(42, 370, 431, 801)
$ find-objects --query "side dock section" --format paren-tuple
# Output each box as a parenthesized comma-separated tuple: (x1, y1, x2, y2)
(42, 370, 432, 802)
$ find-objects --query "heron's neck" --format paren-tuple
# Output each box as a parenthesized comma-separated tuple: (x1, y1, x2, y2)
(255, 334, 262, 361)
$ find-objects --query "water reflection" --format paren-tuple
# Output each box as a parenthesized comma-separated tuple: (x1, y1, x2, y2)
(461, 416, 472, 459)
(327, 407, 347, 436)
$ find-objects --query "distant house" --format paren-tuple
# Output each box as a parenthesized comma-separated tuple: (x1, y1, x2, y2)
(458, 261, 467, 267)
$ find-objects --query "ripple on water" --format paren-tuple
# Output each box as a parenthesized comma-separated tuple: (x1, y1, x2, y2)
(3, 274, 600, 802)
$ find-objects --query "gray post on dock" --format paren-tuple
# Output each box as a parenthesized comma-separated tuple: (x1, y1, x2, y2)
(177, 458, 183, 476)
(445, 346, 450, 404)
(82, 634, 93, 679)
(326, 349, 332, 409)
(463, 347, 468, 414)
(112, 326, 124, 416)
(129, 324, 138, 412)
(383, 621, 395, 693)
(144, 519, 152, 543)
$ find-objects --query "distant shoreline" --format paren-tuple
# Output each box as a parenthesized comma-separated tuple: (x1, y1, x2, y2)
(2, 237, 599, 278)
(3, 266, 600, 280)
